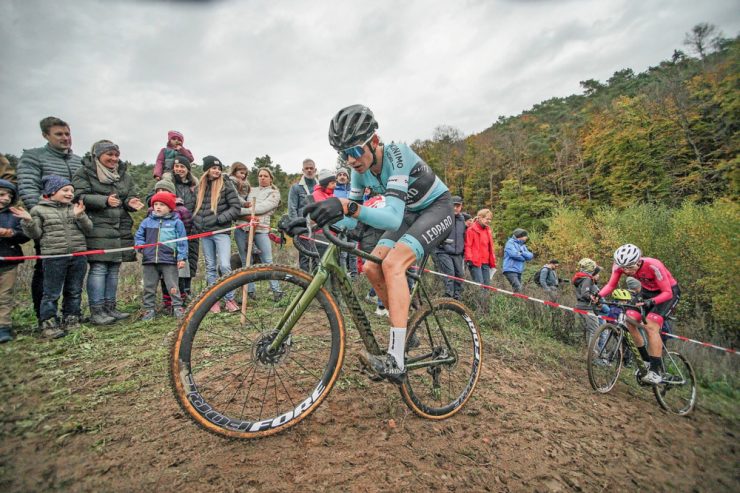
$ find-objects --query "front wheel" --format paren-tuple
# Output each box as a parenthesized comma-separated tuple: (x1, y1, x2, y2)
(400, 299, 482, 419)
(170, 264, 345, 439)
(587, 323, 624, 393)
(653, 351, 697, 416)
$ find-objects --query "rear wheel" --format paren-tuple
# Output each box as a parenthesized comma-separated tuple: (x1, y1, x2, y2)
(400, 299, 482, 419)
(653, 351, 696, 416)
(170, 265, 345, 439)
(587, 323, 624, 393)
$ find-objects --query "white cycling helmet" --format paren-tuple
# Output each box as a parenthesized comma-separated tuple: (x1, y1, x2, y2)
(613, 244, 642, 267)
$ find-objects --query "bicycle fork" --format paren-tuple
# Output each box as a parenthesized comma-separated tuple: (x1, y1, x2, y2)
(265, 265, 331, 356)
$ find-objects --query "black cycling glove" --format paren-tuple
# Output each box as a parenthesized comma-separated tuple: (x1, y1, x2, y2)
(304, 198, 344, 228)
(277, 215, 309, 238)
(642, 299, 655, 311)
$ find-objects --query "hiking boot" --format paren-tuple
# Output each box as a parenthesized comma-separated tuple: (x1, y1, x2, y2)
(40, 319, 65, 339)
(224, 300, 239, 312)
(374, 307, 389, 317)
(0, 327, 13, 343)
(89, 304, 115, 326)
(141, 309, 156, 322)
(209, 302, 221, 314)
(358, 351, 406, 385)
(104, 301, 130, 321)
(63, 315, 81, 331)
(272, 291, 284, 302)
(173, 307, 185, 319)
(641, 370, 663, 385)
(247, 292, 258, 301)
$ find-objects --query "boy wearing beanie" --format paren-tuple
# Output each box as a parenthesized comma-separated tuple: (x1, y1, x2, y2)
(0, 180, 30, 342)
(134, 192, 188, 320)
(12, 175, 93, 338)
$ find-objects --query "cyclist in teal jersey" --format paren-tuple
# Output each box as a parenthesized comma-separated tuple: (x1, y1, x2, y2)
(302, 105, 454, 383)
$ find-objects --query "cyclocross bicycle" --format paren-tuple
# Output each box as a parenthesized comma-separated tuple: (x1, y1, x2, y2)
(586, 301, 696, 415)
(170, 224, 482, 439)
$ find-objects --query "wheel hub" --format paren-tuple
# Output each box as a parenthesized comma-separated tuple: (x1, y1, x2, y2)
(253, 331, 291, 365)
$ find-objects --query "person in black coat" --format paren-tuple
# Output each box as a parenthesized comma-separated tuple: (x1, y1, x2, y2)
(192, 155, 241, 313)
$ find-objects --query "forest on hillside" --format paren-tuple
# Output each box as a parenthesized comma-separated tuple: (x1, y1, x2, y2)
(411, 24, 738, 233)
(408, 24, 738, 343)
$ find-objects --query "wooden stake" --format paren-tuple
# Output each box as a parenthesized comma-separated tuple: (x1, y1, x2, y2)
(240, 202, 257, 325)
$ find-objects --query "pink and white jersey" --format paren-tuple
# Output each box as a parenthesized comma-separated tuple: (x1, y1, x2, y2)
(599, 257, 677, 304)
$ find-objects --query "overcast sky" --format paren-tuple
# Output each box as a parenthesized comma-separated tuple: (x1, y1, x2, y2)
(1, 0, 738, 174)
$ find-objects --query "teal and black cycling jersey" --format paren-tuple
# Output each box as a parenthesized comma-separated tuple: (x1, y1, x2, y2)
(347, 142, 448, 230)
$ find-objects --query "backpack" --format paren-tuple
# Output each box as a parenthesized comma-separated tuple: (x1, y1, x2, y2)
(531, 266, 548, 287)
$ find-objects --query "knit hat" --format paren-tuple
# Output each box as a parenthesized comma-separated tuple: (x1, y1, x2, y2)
(578, 257, 597, 273)
(168, 130, 184, 143)
(513, 228, 529, 238)
(451, 195, 463, 204)
(92, 140, 119, 158)
(202, 155, 223, 172)
(625, 276, 641, 292)
(150, 191, 176, 211)
(154, 179, 176, 194)
(0, 179, 17, 200)
(318, 169, 336, 187)
(336, 167, 350, 177)
(42, 175, 72, 197)
(173, 154, 192, 170)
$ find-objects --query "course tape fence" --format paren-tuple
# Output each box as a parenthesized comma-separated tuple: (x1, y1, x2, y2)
(1, 225, 735, 356)
(0, 221, 271, 262)
(419, 266, 737, 356)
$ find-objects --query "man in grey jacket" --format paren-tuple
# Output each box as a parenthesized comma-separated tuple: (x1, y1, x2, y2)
(17, 117, 82, 319)
(288, 158, 318, 272)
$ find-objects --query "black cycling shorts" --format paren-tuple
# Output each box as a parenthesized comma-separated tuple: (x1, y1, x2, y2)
(642, 284, 681, 318)
(376, 192, 454, 262)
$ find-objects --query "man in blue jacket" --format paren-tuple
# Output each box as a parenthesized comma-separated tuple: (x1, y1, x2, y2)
(17, 117, 82, 320)
(502, 228, 533, 292)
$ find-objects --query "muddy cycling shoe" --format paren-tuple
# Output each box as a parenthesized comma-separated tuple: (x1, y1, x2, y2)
(659, 373, 682, 385)
(358, 351, 407, 385)
(641, 370, 663, 385)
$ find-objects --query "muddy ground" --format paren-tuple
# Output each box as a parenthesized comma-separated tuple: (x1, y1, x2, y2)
(1, 325, 737, 493)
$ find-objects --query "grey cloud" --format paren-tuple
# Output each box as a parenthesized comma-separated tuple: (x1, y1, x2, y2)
(1, 0, 739, 173)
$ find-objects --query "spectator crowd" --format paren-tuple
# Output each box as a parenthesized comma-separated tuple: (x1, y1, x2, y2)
(0, 115, 614, 344)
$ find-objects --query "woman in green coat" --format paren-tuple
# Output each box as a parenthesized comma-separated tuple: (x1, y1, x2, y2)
(73, 140, 144, 325)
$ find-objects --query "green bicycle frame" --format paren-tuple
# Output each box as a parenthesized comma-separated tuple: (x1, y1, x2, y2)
(266, 236, 457, 370)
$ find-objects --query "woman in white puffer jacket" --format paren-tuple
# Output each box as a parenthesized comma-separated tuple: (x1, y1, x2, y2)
(245, 167, 282, 300)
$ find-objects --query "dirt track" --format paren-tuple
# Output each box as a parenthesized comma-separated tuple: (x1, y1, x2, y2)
(1, 332, 737, 492)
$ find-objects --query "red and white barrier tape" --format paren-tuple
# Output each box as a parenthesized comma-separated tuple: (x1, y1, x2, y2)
(419, 266, 738, 356)
(0, 220, 272, 262)
(4, 226, 735, 356)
